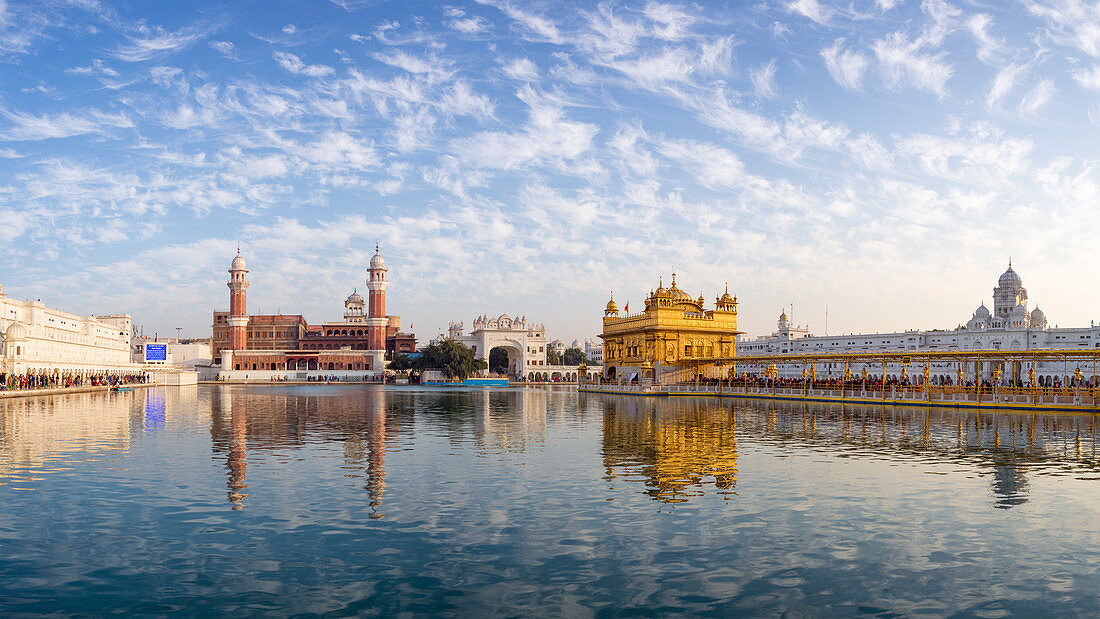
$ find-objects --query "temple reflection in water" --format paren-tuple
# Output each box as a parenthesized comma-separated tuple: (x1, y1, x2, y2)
(0, 387, 197, 489)
(4, 386, 1100, 513)
(601, 397, 739, 503)
(209, 385, 409, 514)
(595, 394, 1100, 509)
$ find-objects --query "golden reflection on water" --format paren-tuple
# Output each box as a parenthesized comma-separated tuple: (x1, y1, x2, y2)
(596, 395, 1100, 509)
(601, 397, 739, 503)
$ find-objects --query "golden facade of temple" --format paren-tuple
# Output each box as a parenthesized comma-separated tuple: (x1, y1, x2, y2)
(599, 274, 741, 380)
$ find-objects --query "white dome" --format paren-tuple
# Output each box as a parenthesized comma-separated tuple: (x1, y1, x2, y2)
(370, 251, 386, 269)
(230, 254, 247, 271)
(998, 265, 1022, 288)
(346, 289, 364, 305)
(974, 303, 990, 319)
(1031, 307, 1045, 321)
(5, 322, 27, 340)
(1012, 303, 1028, 316)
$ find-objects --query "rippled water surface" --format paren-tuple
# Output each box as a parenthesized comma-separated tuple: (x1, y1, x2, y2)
(3, 385, 1100, 616)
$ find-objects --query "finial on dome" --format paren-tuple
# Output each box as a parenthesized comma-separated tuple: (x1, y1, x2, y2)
(237, 242, 240, 256)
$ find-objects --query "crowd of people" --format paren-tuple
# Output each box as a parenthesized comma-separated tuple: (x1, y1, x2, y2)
(0, 371, 148, 391)
(599, 374, 1092, 391)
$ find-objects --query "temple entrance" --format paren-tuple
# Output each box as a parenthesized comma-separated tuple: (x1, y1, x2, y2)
(487, 343, 523, 378)
(488, 348, 509, 375)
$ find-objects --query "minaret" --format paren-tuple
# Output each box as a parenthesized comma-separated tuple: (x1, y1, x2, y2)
(366, 244, 388, 367)
(227, 248, 250, 352)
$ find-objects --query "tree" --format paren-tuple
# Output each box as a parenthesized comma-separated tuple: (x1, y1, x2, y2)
(387, 353, 415, 372)
(563, 347, 587, 366)
(547, 348, 562, 365)
(413, 340, 487, 381)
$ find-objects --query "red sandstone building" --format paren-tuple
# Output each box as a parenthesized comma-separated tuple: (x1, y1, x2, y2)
(211, 247, 416, 376)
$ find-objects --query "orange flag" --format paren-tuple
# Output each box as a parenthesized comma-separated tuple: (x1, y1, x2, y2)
(624, 301, 629, 313)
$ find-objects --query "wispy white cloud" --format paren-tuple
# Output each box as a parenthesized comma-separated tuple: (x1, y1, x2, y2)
(986, 63, 1024, 108)
(479, 1, 563, 44)
(273, 51, 334, 77)
(786, 0, 832, 26)
(873, 32, 953, 95)
(111, 27, 201, 62)
(504, 57, 538, 81)
(1025, 0, 1100, 57)
(643, 2, 696, 41)
(1018, 79, 1055, 114)
(751, 59, 778, 98)
(967, 14, 1003, 64)
(2, 108, 133, 140)
(209, 40, 235, 56)
(439, 81, 494, 118)
(821, 39, 869, 91)
(1072, 64, 1100, 91)
(373, 50, 452, 82)
(449, 85, 597, 170)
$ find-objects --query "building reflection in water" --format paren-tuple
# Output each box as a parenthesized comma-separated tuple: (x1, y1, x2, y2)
(597, 395, 1100, 509)
(601, 397, 738, 504)
(0, 387, 197, 489)
(209, 386, 402, 513)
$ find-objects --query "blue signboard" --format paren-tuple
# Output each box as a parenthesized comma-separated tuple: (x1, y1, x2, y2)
(145, 343, 167, 362)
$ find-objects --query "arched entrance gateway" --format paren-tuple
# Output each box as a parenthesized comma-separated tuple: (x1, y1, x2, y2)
(448, 314, 547, 380)
(488, 343, 523, 377)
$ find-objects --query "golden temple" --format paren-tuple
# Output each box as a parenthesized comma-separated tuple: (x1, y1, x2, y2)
(599, 274, 741, 382)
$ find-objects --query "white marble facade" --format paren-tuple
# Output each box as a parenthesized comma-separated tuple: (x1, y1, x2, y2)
(0, 281, 137, 374)
(738, 264, 1100, 384)
(448, 314, 549, 378)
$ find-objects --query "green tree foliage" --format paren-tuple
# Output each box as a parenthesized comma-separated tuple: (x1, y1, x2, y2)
(563, 347, 587, 366)
(546, 348, 562, 365)
(387, 353, 415, 371)
(413, 340, 487, 381)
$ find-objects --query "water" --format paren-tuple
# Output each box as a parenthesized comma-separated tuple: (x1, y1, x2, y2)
(3, 385, 1100, 616)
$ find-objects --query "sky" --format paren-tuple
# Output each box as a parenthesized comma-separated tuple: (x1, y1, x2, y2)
(2, 0, 1100, 344)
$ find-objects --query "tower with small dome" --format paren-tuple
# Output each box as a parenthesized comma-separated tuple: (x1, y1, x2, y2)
(211, 242, 415, 376)
(227, 248, 250, 352)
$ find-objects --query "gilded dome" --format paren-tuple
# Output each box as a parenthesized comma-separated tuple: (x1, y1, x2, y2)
(719, 285, 734, 305)
(605, 296, 618, 313)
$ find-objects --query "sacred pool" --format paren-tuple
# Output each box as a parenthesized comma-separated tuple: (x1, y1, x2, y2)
(2, 385, 1099, 615)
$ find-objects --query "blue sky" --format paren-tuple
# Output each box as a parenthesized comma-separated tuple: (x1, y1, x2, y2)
(2, 0, 1100, 343)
